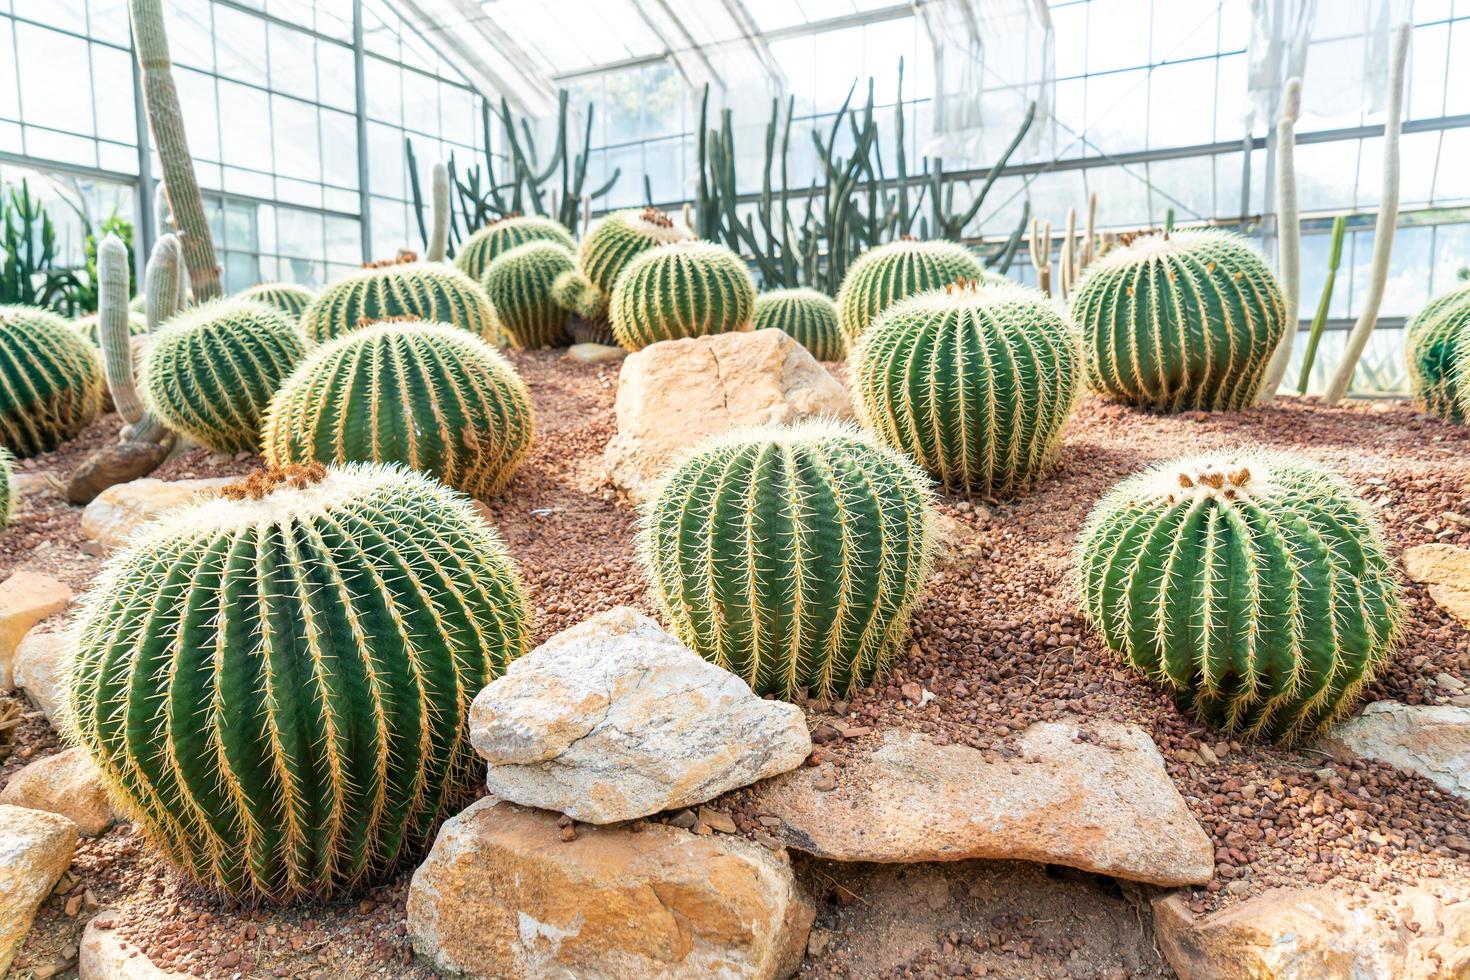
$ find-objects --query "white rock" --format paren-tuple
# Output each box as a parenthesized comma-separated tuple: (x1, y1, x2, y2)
(0, 570, 70, 688)
(563, 342, 627, 364)
(1318, 701, 1470, 800)
(471, 607, 810, 824)
(0, 803, 79, 974)
(79, 477, 234, 552)
(81, 911, 189, 979)
(13, 629, 71, 727)
(1, 748, 119, 836)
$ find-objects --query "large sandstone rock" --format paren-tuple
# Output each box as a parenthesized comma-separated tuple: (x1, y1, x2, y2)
(0, 804, 79, 974)
(752, 722, 1214, 886)
(13, 629, 71, 726)
(1153, 885, 1470, 979)
(80, 477, 234, 552)
(1402, 543, 1470, 625)
(603, 328, 851, 501)
(407, 797, 813, 979)
(1, 748, 118, 835)
(471, 607, 810, 824)
(1318, 701, 1469, 800)
(0, 571, 70, 688)
(81, 912, 189, 979)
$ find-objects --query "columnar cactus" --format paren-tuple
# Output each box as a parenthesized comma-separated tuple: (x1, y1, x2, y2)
(0, 448, 12, 527)
(68, 462, 532, 902)
(752, 288, 845, 361)
(239, 282, 316, 320)
(1407, 284, 1470, 422)
(455, 214, 575, 283)
(301, 258, 499, 346)
(73, 310, 148, 347)
(610, 241, 756, 351)
(852, 281, 1081, 495)
(1070, 231, 1287, 412)
(262, 321, 534, 498)
(0, 306, 105, 456)
(143, 299, 306, 453)
(835, 239, 990, 343)
(571, 207, 694, 322)
(1076, 451, 1404, 744)
(481, 241, 576, 349)
(642, 421, 935, 700)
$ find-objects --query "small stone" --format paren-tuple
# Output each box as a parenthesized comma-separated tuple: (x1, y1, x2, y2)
(0, 805, 79, 975)
(563, 343, 627, 365)
(0, 571, 71, 688)
(0, 748, 118, 835)
(1195, 744, 1219, 766)
(697, 807, 737, 834)
(65, 440, 172, 505)
(812, 767, 837, 792)
(12, 630, 72, 727)
(667, 809, 697, 830)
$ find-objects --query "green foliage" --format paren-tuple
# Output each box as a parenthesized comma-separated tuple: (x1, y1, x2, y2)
(1070, 231, 1286, 412)
(0, 305, 104, 456)
(610, 240, 756, 351)
(454, 215, 575, 283)
(68, 462, 531, 902)
(239, 282, 316, 320)
(1407, 283, 1470, 422)
(301, 260, 499, 346)
(642, 421, 934, 700)
(481, 241, 576, 349)
(1076, 451, 1404, 744)
(752, 288, 845, 361)
(1, 181, 83, 314)
(835, 239, 991, 344)
(852, 282, 1081, 495)
(576, 208, 694, 322)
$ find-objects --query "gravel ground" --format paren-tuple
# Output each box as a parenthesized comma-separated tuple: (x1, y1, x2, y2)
(3, 350, 1468, 978)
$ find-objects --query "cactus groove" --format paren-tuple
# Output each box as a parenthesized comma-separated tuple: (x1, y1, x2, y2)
(481, 241, 576, 349)
(574, 207, 693, 322)
(752, 288, 845, 361)
(835, 239, 991, 344)
(610, 240, 756, 351)
(0, 305, 105, 457)
(239, 282, 317, 320)
(455, 214, 576, 283)
(301, 259, 499, 346)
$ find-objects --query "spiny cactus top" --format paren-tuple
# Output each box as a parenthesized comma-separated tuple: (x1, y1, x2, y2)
(752, 288, 845, 361)
(609, 240, 757, 351)
(1076, 451, 1404, 744)
(73, 309, 148, 347)
(0, 305, 105, 457)
(239, 282, 317, 320)
(455, 214, 575, 283)
(1070, 230, 1286, 412)
(68, 462, 532, 902)
(578, 207, 694, 310)
(300, 258, 499, 346)
(481, 241, 576, 349)
(143, 298, 307, 453)
(835, 239, 991, 343)
(1407, 283, 1470, 422)
(852, 281, 1081, 496)
(642, 421, 935, 701)
(262, 321, 535, 499)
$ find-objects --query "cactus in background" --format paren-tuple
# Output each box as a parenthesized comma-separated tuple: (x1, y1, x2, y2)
(94, 235, 149, 429)
(852, 281, 1081, 495)
(574, 208, 694, 323)
(105, 233, 184, 444)
(263, 322, 535, 498)
(1076, 451, 1404, 744)
(1259, 77, 1304, 401)
(1070, 231, 1286, 412)
(481, 241, 576, 349)
(74, 309, 147, 347)
(610, 240, 756, 351)
(1028, 219, 1053, 296)
(454, 214, 575, 283)
(752, 288, 845, 361)
(239, 282, 316, 321)
(642, 421, 934, 700)
(144, 299, 306, 452)
(1296, 214, 1348, 395)
(0, 305, 104, 456)
(0, 448, 12, 527)
(68, 462, 531, 902)
(301, 258, 499, 346)
(427, 162, 450, 263)
(836, 239, 991, 344)
(1406, 285, 1470, 421)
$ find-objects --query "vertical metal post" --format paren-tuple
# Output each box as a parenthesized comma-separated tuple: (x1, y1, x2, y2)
(353, 0, 373, 261)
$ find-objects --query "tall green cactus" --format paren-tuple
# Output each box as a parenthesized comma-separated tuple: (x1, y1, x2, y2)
(610, 241, 756, 351)
(454, 214, 575, 283)
(1076, 451, 1404, 744)
(0, 305, 104, 456)
(1070, 231, 1286, 412)
(1406, 284, 1470, 422)
(852, 281, 1081, 495)
(571, 208, 694, 323)
(751, 288, 845, 361)
(262, 321, 535, 498)
(239, 282, 316, 321)
(835, 239, 991, 344)
(642, 421, 934, 700)
(68, 462, 531, 902)
(481, 241, 576, 349)
(143, 298, 306, 453)
(302, 259, 499, 346)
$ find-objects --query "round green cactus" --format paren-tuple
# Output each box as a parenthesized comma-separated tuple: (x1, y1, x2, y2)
(481, 241, 576, 349)
(143, 298, 307, 453)
(1407, 284, 1470, 422)
(454, 214, 575, 283)
(239, 282, 317, 320)
(1070, 231, 1287, 412)
(574, 208, 694, 321)
(1076, 451, 1404, 744)
(68, 462, 532, 902)
(752, 288, 845, 361)
(642, 421, 935, 700)
(301, 258, 499, 346)
(835, 239, 991, 344)
(610, 241, 756, 351)
(262, 321, 535, 498)
(0, 305, 105, 457)
(73, 309, 148, 347)
(852, 281, 1081, 495)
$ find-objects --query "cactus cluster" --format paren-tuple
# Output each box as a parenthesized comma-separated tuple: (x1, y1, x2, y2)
(1070, 231, 1286, 412)
(73, 310, 148, 347)
(752, 288, 845, 361)
(301, 258, 499, 346)
(68, 462, 532, 901)
(1076, 451, 1404, 744)
(852, 281, 1081, 495)
(836, 239, 991, 343)
(565, 208, 694, 322)
(239, 282, 317, 320)
(0, 305, 104, 456)
(481, 241, 576, 349)
(1406, 284, 1470, 422)
(263, 321, 534, 498)
(642, 422, 934, 701)
(610, 240, 756, 351)
(455, 214, 576, 283)
(143, 299, 306, 453)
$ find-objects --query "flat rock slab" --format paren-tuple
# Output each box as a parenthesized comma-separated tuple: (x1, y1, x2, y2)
(1401, 543, 1470, 625)
(81, 912, 190, 979)
(0, 804, 79, 974)
(79, 477, 234, 552)
(1318, 700, 1470, 800)
(0, 747, 119, 836)
(13, 629, 71, 726)
(0, 570, 70, 688)
(752, 721, 1215, 887)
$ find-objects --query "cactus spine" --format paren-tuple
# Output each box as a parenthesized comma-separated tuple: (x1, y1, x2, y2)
(239, 282, 316, 321)
(836, 239, 990, 344)
(574, 208, 694, 322)
(751, 288, 845, 361)
(301, 259, 499, 346)
(642, 421, 934, 700)
(1406, 285, 1470, 422)
(454, 214, 575, 283)
(68, 462, 532, 902)
(481, 241, 576, 349)
(852, 281, 1081, 495)
(0, 306, 104, 456)
(609, 241, 756, 351)
(1076, 451, 1404, 744)
(263, 322, 535, 498)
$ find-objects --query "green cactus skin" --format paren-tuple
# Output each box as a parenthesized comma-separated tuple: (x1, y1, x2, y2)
(74, 310, 149, 347)
(610, 241, 757, 352)
(576, 208, 694, 322)
(68, 462, 532, 902)
(1070, 231, 1287, 412)
(835, 239, 991, 344)
(0, 448, 12, 527)
(239, 282, 317, 321)
(0, 305, 105, 457)
(143, 299, 307, 453)
(481, 241, 576, 349)
(852, 282, 1081, 496)
(1407, 284, 1470, 422)
(1076, 451, 1404, 744)
(262, 322, 535, 499)
(550, 268, 604, 323)
(301, 261, 499, 346)
(642, 421, 935, 701)
(752, 288, 845, 361)
(455, 215, 575, 283)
